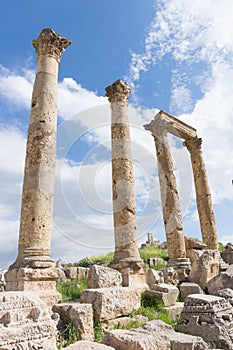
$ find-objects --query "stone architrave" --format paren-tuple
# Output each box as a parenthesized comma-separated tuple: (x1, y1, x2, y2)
(184, 137, 218, 250)
(5, 29, 71, 304)
(144, 118, 187, 265)
(105, 80, 144, 282)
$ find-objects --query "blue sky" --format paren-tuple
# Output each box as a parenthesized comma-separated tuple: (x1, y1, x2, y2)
(0, 0, 233, 268)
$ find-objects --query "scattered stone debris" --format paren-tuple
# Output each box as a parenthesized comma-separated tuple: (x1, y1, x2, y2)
(80, 287, 141, 322)
(53, 302, 94, 341)
(0, 291, 58, 349)
(145, 283, 179, 307)
(178, 294, 233, 349)
(102, 319, 211, 350)
(221, 242, 233, 265)
(87, 265, 122, 289)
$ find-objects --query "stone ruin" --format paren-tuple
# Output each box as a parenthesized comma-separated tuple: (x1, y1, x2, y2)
(1, 28, 232, 349)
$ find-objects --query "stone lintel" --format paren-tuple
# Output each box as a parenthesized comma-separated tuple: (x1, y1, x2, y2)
(144, 110, 197, 140)
(32, 28, 71, 62)
(105, 79, 131, 103)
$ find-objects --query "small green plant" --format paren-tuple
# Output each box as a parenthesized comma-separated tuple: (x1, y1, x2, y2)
(218, 242, 226, 252)
(57, 322, 78, 348)
(140, 292, 176, 327)
(56, 277, 87, 301)
(114, 319, 144, 330)
(94, 322, 105, 342)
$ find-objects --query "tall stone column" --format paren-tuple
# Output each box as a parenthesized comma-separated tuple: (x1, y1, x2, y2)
(5, 28, 71, 304)
(184, 137, 218, 249)
(105, 80, 144, 285)
(144, 120, 188, 266)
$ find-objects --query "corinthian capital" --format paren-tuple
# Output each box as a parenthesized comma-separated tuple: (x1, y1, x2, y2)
(32, 28, 71, 62)
(184, 136, 202, 153)
(105, 80, 131, 103)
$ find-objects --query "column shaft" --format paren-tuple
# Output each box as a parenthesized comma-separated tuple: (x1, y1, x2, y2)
(154, 131, 186, 260)
(184, 137, 218, 250)
(105, 80, 143, 273)
(5, 29, 71, 303)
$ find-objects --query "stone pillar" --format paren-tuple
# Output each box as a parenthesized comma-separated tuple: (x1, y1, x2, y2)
(5, 28, 71, 304)
(184, 137, 218, 249)
(105, 80, 144, 286)
(144, 120, 188, 267)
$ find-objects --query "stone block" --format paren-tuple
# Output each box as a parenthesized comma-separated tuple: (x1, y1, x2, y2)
(146, 268, 164, 287)
(0, 291, 58, 349)
(178, 294, 233, 349)
(64, 340, 115, 349)
(64, 267, 78, 280)
(207, 270, 233, 295)
(102, 319, 211, 350)
(147, 283, 179, 306)
(87, 265, 122, 288)
(164, 302, 184, 322)
(185, 236, 207, 250)
(77, 266, 89, 279)
(53, 302, 94, 341)
(186, 248, 204, 262)
(189, 250, 221, 289)
(122, 269, 148, 288)
(80, 287, 141, 322)
(180, 282, 203, 300)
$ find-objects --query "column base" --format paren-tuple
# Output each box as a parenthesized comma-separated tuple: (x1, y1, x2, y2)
(5, 266, 61, 306)
(109, 257, 147, 288)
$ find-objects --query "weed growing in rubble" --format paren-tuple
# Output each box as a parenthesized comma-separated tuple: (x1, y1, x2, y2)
(56, 277, 87, 301)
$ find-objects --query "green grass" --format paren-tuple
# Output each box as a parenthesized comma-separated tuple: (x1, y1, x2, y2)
(56, 277, 87, 301)
(57, 322, 78, 349)
(139, 244, 168, 262)
(88, 244, 168, 268)
(219, 242, 226, 252)
(94, 322, 106, 342)
(89, 252, 114, 266)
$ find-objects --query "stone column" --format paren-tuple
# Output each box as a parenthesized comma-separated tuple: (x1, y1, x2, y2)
(105, 80, 144, 285)
(144, 120, 188, 266)
(5, 28, 71, 304)
(184, 137, 218, 249)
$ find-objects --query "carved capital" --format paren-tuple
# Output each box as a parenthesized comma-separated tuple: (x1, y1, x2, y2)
(32, 28, 71, 62)
(105, 80, 131, 103)
(144, 118, 170, 138)
(184, 136, 202, 153)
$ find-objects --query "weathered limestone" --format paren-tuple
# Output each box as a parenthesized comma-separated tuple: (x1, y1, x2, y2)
(178, 294, 233, 349)
(184, 137, 218, 250)
(145, 283, 179, 307)
(146, 268, 164, 287)
(185, 236, 207, 262)
(102, 319, 211, 350)
(87, 265, 122, 289)
(80, 287, 141, 322)
(144, 113, 188, 268)
(189, 250, 222, 290)
(53, 302, 94, 341)
(105, 80, 144, 285)
(5, 28, 71, 304)
(221, 242, 233, 265)
(0, 291, 59, 349)
(206, 267, 233, 295)
(180, 282, 203, 300)
(63, 341, 115, 350)
(164, 302, 184, 322)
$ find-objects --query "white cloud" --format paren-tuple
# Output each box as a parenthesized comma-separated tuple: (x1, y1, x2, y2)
(58, 78, 107, 119)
